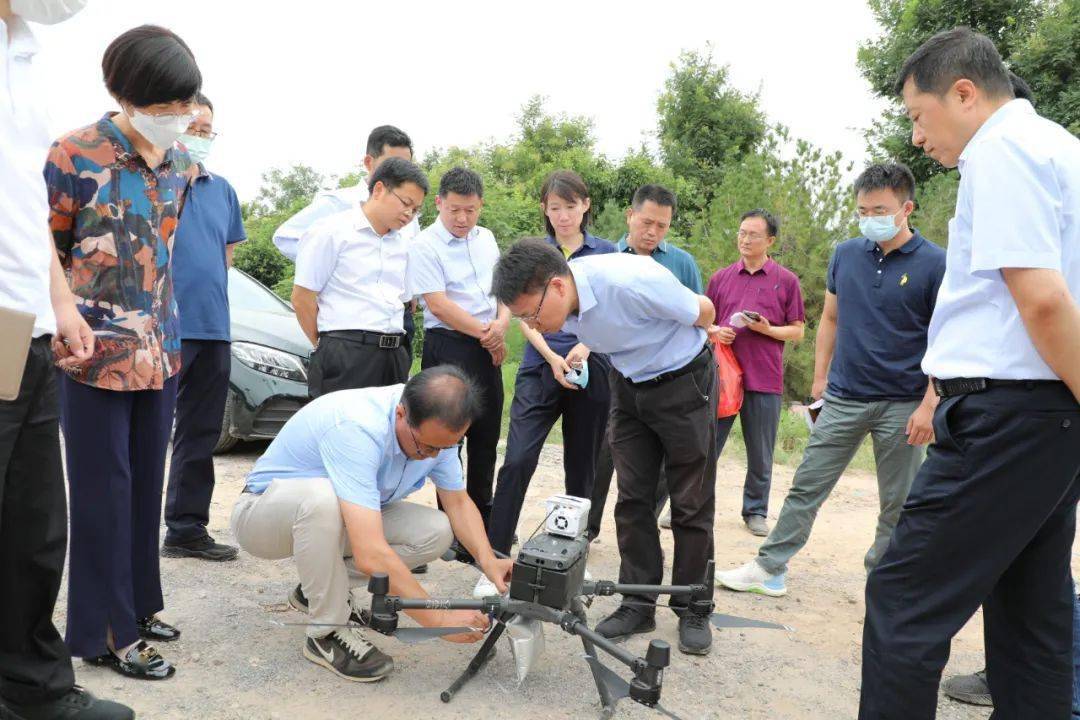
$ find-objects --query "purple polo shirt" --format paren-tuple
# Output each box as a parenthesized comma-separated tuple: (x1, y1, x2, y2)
(706, 258, 805, 395)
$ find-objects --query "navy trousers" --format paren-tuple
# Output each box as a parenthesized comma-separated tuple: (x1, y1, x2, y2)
(164, 340, 231, 545)
(0, 338, 73, 704)
(61, 373, 178, 658)
(488, 356, 610, 554)
(860, 383, 1080, 719)
(715, 390, 783, 519)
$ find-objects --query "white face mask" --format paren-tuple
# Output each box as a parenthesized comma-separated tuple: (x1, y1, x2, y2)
(128, 108, 193, 151)
(11, 0, 87, 24)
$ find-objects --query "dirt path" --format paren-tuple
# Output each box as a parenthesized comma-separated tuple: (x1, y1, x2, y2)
(52, 443, 1027, 719)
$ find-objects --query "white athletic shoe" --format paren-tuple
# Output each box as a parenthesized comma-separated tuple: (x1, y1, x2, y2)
(714, 560, 788, 597)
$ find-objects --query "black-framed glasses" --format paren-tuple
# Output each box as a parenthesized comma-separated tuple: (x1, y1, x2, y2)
(185, 129, 219, 140)
(515, 278, 553, 324)
(389, 188, 422, 217)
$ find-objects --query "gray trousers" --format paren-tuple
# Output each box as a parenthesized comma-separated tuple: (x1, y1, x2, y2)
(231, 478, 454, 638)
(716, 391, 783, 519)
(757, 393, 925, 576)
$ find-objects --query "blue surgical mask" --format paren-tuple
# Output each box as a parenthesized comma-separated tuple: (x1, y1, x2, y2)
(859, 211, 902, 244)
(565, 361, 590, 389)
(180, 134, 214, 165)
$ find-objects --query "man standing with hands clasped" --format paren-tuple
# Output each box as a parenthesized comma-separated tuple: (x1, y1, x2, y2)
(860, 28, 1080, 719)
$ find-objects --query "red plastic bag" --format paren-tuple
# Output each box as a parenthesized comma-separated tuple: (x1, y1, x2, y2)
(714, 342, 744, 418)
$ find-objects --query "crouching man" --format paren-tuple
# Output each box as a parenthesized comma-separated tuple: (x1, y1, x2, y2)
(231, 366, 514, 681)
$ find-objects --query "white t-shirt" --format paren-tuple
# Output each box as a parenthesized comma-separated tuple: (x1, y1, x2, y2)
(922, 100, 1080, 381)
(0, 17, 55, 337)
(293, 207, 409, 334)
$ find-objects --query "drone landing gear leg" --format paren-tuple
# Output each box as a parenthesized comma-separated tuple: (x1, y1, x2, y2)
(440, 619, 506, 703)
(571, 598, 617, 719)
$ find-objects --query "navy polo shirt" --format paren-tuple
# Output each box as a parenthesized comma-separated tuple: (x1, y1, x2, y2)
(520, 233, 616, 369)
(172, 167, 246, 341)
(825, 230, 945, 401)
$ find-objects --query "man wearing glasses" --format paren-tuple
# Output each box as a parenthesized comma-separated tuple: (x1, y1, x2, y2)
(492, 238, 720, 656)
(160, 93, 247, 563)
(716, 163, 944, 598)
(231, 365, 513, 681)
(292, 157, 428, 397)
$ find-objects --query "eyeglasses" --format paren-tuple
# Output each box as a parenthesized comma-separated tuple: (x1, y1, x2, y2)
(389, 189, 422, 217)
(514, 279, 552, 324)
(737, 230, 768, 241)
(406, 416, 457, 458)
(185, 128, 219, 140)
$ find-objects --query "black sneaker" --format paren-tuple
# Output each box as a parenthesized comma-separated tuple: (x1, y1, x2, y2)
(303, 628, 393, 682)
(85, 641, 175, 680)
(161, 536, 238, 562)
(410, 564, 428, 574)
(1, 686, 133, 720)
(137, 615, 180, 642)
(288, 584, 362, 625)
(677, 612, 712, 655)
(595, 605, 656, 641)
(942, 669, 993, 706)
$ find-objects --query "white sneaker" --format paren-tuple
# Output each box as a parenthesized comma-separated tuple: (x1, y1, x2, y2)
(473, 573, 500, 599)
(715, 560, 787, 597)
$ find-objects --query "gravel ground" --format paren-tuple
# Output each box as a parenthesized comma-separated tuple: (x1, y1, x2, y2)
(48, 440, 1030, 720)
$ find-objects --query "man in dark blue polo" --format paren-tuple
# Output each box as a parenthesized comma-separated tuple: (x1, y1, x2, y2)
(161, 93, 246, 562)
(716, 163, 944, 597)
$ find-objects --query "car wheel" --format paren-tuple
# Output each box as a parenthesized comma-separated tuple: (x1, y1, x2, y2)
(213, 389, 240, 454)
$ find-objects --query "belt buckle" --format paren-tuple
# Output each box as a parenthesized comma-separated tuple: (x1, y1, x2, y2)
(378, 334, 400, 349)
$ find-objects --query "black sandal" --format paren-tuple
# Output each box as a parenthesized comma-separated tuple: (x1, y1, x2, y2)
(137, 615, 181, 642)
(85, 641, 176, 680)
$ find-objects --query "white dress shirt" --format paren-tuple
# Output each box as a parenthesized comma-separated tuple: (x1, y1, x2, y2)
(0, 17, 55, 337)
(293, 207, 409, 334)
(272, 182, 420, 261)
(407, 220, 499, 330)
(922, 100, 1080, 381)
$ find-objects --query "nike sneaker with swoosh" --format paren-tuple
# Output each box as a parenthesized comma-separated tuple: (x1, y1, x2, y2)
(303, 628, 393, 682)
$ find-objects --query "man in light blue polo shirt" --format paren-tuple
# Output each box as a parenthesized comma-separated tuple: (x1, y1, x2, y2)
(493, 239, 719, 656)
(230, 366, 513, 683)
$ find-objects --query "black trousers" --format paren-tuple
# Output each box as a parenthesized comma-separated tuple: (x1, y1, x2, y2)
(489, 356, 610, 554)
(421, 329, 504, 525)
(587, 429, 668, 539)
(164, 340, 231, 545)
(610, 349, 718, 605)
(308, 331, 410, 398)
(61, 373, 178, 658)
(860, 382, 1080, 720)
(0, 338, 73, 705)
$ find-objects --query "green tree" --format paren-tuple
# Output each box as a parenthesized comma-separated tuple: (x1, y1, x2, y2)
(1010, 0, 1080, 135)
(690, 127, 856, 398)
(656, 47, 767, 223)
(857, 0, 1042, 181)
(246, 164, 325, 218)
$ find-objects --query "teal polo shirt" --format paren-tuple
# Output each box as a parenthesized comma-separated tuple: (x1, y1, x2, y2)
(616, 236, 703, 293)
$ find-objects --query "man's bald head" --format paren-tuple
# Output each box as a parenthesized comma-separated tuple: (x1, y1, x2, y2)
(401, 365, 482, 432)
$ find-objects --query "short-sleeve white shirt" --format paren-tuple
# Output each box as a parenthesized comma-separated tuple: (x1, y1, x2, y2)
(921, 100, 1080, 381)
(406, 220, 500, 330)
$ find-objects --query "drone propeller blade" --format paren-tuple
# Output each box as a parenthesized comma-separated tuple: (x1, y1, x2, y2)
(582, 653, 631, 701)
(709, 613, 792, 632)
(392, 626, 482, 644)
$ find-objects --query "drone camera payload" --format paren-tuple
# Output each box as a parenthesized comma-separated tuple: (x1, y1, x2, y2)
(509, 495, 592, 610)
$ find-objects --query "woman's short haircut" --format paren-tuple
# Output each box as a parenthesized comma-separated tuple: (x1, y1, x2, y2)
(102, 25, 202, 107)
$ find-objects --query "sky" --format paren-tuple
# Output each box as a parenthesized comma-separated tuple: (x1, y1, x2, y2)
(32, 0, 890, 202)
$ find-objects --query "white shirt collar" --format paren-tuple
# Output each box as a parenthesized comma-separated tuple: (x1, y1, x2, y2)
(431, 218, 479, 244)
(354, 205, 398, 240)
(958, 99, 1035, 170)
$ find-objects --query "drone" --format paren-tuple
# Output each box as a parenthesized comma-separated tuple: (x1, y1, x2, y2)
(291, 496, 792, 719)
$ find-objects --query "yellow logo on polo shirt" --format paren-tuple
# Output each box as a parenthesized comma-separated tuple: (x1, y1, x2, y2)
(900, 273, 909, 286)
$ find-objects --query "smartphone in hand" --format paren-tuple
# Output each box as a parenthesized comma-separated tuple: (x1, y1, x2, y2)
(741, 310, 762, 322)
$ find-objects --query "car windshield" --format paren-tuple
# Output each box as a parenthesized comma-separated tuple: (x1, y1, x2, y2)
(228, 268, 293, 315)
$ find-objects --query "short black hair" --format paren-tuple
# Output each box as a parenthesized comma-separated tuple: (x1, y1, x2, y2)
(740, 209, 779, 238)
(401, 366, 482, 432)
(438, 166, 484, 199)
(540, 170, 591, 237)
(492, 237, 570, 306)
(368, 156, 430, 195)
(366, 125, 413, 159)
(1008, 70, 1035, 103)
(893, 26, 1012, 98)
(631, 184, 678, 215)
(853, 163, 917, 203)
(195, 92, 213, 114)
(102, 25, 202, 107)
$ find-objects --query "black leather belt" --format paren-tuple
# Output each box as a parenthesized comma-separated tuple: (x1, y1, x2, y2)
(623, 345, 711, 387)
(932, 377, 1064, 399)
(319, 330, 405, 349)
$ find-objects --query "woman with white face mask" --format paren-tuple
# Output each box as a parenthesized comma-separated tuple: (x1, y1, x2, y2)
(42, 24, 201, 682)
